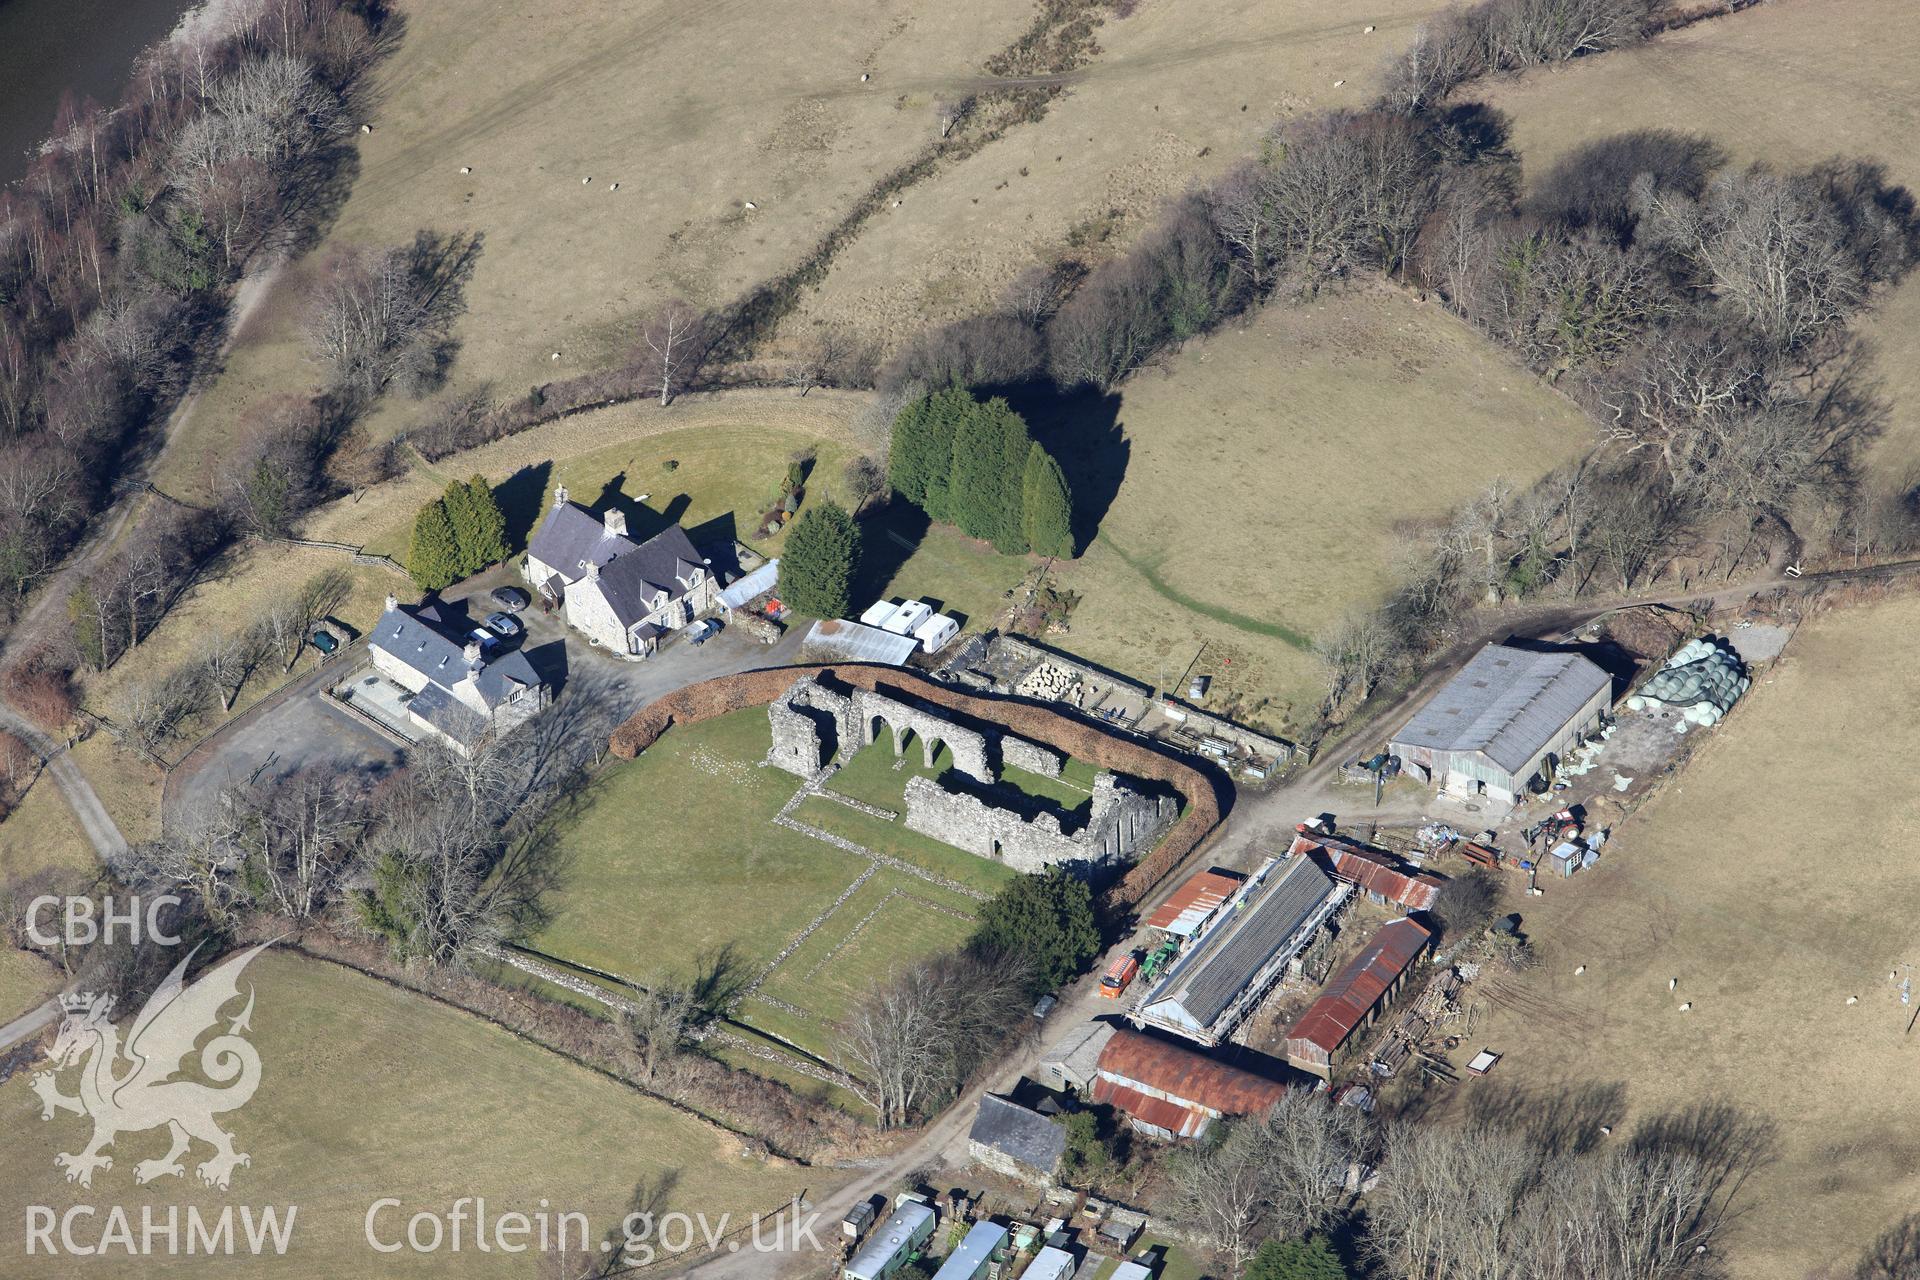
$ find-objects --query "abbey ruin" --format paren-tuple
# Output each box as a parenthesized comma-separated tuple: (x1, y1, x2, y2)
(766, 674, 1175, 875)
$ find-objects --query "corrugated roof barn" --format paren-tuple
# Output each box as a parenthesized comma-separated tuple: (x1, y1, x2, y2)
(1287, 830, 1445, 912)
(1285, 917, 1433, 1078)
(1091, 1028, 1287, 1140)
(1134, 855, 1348, 1045)
(1389, 643, 1611, 807)
(1143, 867, 1246, 939)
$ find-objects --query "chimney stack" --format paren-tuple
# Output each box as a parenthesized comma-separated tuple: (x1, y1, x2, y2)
(603, 508, 628, 538)
(554, 483, 570, 508)
(384, 593, 399, 613)
(464, 640, 482, 665)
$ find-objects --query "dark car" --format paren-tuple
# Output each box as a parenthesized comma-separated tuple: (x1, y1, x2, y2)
(309, 628, 340, 655)
(484, 612, 523, 638)
(489, 586, 530, 613)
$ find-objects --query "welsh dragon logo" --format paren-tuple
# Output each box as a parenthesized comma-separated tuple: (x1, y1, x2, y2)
(30, 942, 271, 1191)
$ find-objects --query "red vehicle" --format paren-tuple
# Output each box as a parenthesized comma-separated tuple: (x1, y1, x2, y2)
(1100, 952, 1141, 999)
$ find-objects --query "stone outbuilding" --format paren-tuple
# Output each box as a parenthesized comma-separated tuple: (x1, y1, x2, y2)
(967, 1093, 1066, 1184)
(523, 485, 718, 657)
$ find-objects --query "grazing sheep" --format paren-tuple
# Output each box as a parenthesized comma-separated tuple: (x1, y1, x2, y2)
(582, 176, 592, 184)
(1678, 1002, 1692, 1012)
(1599, 1125, 1612, 1136)
(744, 200, 757, 209)
(1364, 24, 1375, 32)
(460, 166, 472, 174)
(610, 182, 619, 191)
(1847, 995, 1859, 1005)
(360, 123, 373, 134)
(1669, 977, 1678, 991)
(550, 352, 561, 361)
(861, 72, 869, 82)
(1574, 965, 1586, 975)
(1333, 79, 1345, 87)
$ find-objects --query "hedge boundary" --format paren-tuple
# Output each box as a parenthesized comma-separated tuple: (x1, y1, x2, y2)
(608, 664, 1223, 908)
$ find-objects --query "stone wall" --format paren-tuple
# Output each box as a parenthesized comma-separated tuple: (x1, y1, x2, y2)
(902, 771, 1176, 876)
(766, 675, 991, 783)
(1002, 735, 1061, 778)
(608, 663, 1225, 908)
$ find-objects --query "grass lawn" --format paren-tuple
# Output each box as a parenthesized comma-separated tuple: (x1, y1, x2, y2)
(0, 946, 59, 1021)
(755, 868, 981, 1030)
(0, 951, 816, 1276)
(534, 709, 869, 987)
(860, 507, 1035, 635)
(794, 797, 1016, 898)
(363, 422, 861, 569)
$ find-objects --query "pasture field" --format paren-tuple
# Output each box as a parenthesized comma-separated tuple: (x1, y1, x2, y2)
(533, 708, 1003, 1062)
(0, 951, 815, 1276)
(797, 0, 1452, 349)
(1445, 593, 1920, 1279)
(0, 772, 96, 884)
(154, 0, 1042, 501)
(0, 945, 59, 1022)
(1475, 0, 1920, 481)
(1046, 285, 1592, 728)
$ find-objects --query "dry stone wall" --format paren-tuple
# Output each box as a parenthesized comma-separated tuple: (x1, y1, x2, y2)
(902, 772, 1176, 876)
(1002, 735, 1062, 778)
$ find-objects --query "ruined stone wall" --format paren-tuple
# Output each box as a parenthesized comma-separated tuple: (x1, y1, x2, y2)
(608, 663, 1224, 908)
(766, 676, 856, 777)
(854, 688, 991, 782)
(902, 771, 1176, 876)
(1002, 736, 1061, 778)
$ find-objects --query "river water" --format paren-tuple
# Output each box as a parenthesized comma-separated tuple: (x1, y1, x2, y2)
(0, 0, 197, 188)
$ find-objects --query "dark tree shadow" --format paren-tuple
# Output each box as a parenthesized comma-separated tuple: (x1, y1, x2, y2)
(1466, 1080, 1628, 1159)
(494, 460, 553, 551)
(850, 502, 932, 604)
(983, 377, 1126, 554)
(690, 943, 752, 1020)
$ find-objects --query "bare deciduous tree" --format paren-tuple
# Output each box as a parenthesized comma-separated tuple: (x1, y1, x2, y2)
(637, 300, 709, 407)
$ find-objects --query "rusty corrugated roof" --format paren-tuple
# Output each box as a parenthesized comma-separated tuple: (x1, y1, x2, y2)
(1090, 1076, 1212, 1138)
(1143, 868, 1245, 937)
(1286, 918, 1433, 1056)
(1287, 832, 1445, 912)
(1094, 1028, 1288, 1118)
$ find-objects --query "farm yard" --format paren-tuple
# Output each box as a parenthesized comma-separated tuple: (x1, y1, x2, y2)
(1443, 592, 1920, 1280)
(0, 951, 815, 1277)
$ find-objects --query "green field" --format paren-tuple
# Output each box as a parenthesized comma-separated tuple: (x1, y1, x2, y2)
(534, 710, 1015, 1068)
(0, 951, 814, 1277)
(366, 423, 861, 568)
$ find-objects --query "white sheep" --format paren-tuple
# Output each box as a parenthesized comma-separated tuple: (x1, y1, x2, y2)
(460, 166, 472, 174)
(360, 123, 373, 134)
(550, 352, 561, 362)
(1669, 977, 1677, 991)
(1847, 995, 1859, 1005)
(1598, 1125, 1612, 1136)
(582, 176, 592, 184)
(1364, 24, 1376, 33)
(861, 73, 870, 82)
(610, 182, 619, 191)
(1333, 79, 1345, 87)
(1678, 1002, 1692, 1012)
(1573, 965, 1586, 975)
(744, 200, 758, 209)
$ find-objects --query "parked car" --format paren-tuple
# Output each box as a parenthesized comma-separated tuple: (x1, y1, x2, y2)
(484, 612, 523, 638)
(309, 628, 340, 656)
(1188, 674, 1210, 699)
(469, 628, 500, 654)
(490, 586, 530, 612)
(1099, 951, 1142, 999)
(687, 619, 721, 646)
(1031, 994, 1057, 1021)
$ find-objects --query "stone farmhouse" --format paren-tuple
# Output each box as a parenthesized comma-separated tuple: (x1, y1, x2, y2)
(522, 485, 717, 657)
(368, 595, 548, 753)
(767, 673, 1177, 875)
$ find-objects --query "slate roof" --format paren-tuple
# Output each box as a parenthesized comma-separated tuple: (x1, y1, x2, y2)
(408, 683, 489, 747)
(1391, 644, 1610, 775)
(592, 524, 706, 627)
(1139, 856, 1343, 1037)
(527, 501, 635, 582)
(372, 603, 541, 710)
(1286, 917, 1433, 1056)
(968, 1094, 1066, 1174)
